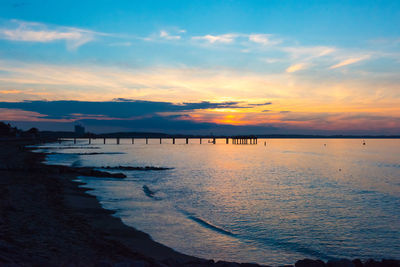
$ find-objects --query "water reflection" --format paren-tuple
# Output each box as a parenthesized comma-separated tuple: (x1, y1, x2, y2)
(42, 139, 400, 265)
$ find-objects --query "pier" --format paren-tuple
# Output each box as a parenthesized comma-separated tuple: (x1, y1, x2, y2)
(68, 136, 258, 145)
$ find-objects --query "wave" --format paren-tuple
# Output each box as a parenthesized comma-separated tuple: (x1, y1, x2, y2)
(187, 215, 236, 237)
(179, 209, 332, 260)
(71, 160, 82, 167)
(282, 150, 323, 156)
(246, 236, 335, 261)
(142, 185, 163, 200)
(143, 185, 155, 198)
(376, 163, 400, 169)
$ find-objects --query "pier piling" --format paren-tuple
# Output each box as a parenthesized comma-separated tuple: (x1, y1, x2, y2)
(65, 136, 259, 146)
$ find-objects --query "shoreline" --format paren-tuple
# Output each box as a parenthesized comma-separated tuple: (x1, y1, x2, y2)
(0, 139, 398, 266)
(0, 139, 202, 266)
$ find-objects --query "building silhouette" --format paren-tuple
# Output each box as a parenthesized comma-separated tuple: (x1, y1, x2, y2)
(74, 124, 85, 136)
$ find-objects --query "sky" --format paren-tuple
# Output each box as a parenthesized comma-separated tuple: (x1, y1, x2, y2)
(0, 0, 399, 134)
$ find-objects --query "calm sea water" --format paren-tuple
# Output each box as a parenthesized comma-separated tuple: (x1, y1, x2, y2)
(37, 139, 400, 265)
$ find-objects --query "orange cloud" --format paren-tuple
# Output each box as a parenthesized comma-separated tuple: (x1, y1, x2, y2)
(0, 90, 22, 94)
(286, 63, 307, 73)
(330, 55, 370, 69)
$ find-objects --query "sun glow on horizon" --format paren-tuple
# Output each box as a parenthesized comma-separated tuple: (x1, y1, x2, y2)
(0, 1, 399, 134)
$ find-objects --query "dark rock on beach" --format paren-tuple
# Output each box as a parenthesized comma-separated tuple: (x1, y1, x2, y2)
(352, 259, 363, 267)
(103, 165, 173, 171)
(327, 259, 354, 267)
(296, 259, 326, 267)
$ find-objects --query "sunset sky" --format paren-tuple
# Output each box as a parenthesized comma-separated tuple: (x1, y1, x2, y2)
(0, 0, 399, 134)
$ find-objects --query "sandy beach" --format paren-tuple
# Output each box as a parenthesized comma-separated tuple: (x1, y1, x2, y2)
(0, 139, 203, 266)
(0, 139, 398, 267)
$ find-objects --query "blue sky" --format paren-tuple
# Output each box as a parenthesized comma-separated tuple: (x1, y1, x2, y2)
(0, 0, 399, 134)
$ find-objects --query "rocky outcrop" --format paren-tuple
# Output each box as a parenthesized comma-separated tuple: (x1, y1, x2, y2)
(103, 165, 173, 171)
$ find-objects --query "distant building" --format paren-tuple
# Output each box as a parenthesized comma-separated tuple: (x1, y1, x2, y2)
(74, 124, 85, 136)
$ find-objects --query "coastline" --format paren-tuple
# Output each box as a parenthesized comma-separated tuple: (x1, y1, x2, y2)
(0, 139, 398, 267)
(0, 139, 201, 266)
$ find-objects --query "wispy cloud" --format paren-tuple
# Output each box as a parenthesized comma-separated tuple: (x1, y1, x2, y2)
(192, 34, 238, 44)
(0, 19, 105, 50)
(286, 63, 307, 73)
(248, 34, 281, 46)
(191, 33, 282, 47)
(282, 46, 335, 59)
(248, 102, 272, 106)
(330, 55, 371, 69)
(159, 30, 181, 40)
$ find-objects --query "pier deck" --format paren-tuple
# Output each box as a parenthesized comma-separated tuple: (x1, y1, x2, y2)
(62, 136, 258, 145)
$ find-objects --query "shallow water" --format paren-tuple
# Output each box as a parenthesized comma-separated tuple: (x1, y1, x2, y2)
(38, 138, 400, 265)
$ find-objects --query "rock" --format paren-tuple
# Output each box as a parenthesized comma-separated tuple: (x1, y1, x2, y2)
(365, 259, 381, 267)
(364, 259, 400, 267)
(116, 260, 150, 267)
(381, 259, 400, 267)
(162, 258, 184, 267)
(240, 263, 267, 267)
(327, 259, 354, 267)
(182, 259, 215, 266)
(215, 261, 241, 267)
(295, 259, 326, 267)
(352, 259, 363, 267)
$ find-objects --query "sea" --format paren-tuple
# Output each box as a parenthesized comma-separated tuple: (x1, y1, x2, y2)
(34, 138, 400, 265)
